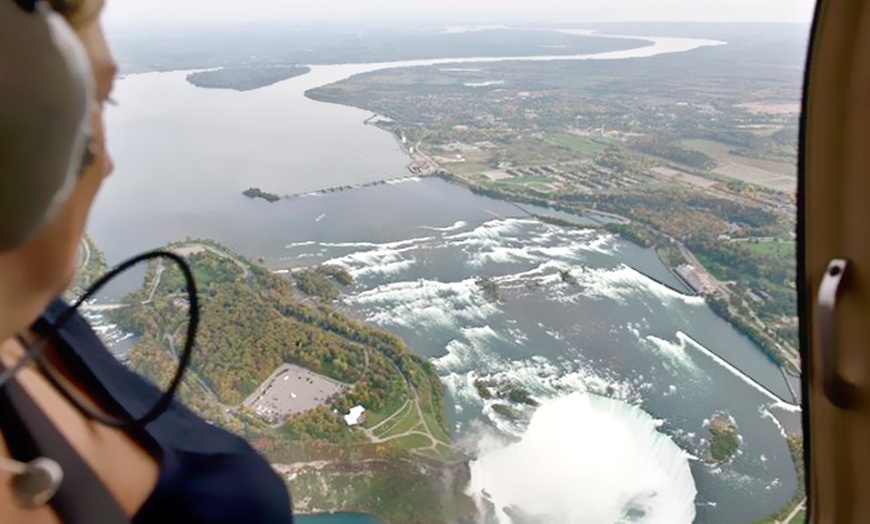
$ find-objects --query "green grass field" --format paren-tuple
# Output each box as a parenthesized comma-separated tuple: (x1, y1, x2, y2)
(422, 412, 452, 445)
(392, 433, 433, 451)
(364, 379, 409, 427)
(372, 402, 411, 438)
(433, 443, 461, 460)
(682, 139, 795, 177)
(742, 240, 795, 258)
(377, 405, 422, 439)
(496, 175, 553, 186)
(548, 132, 605, 155)
(449, 161, 492, 175)
(368, 360, 456, 457)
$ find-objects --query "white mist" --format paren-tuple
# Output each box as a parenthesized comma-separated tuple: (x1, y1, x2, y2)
(469, 393, 697, 523)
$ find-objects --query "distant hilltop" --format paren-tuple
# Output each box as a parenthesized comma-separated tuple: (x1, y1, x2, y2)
(187, 65, 311, 92)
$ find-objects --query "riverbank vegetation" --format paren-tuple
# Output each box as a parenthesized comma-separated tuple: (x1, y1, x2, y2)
(293, 265, 354, 301)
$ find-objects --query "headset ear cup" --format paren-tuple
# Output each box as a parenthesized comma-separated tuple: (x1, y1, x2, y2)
(0, 1, 94, 251)
(40, 1, 95, 180)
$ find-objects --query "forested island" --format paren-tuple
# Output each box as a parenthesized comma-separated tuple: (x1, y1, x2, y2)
(473, 379, 538, 422)
(706, 411, 740, 463)
(243, 187, 281, 203)
(106, 240, 475, 523)
(186, 65, 311, 91)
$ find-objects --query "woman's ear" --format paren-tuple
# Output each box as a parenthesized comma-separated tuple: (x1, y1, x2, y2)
(0, 101, 109, 343)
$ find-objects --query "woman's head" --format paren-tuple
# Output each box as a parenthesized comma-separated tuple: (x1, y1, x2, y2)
(0, 0, 115, 341)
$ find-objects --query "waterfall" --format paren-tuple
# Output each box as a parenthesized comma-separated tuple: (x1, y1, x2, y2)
(469, 393, 697, 524)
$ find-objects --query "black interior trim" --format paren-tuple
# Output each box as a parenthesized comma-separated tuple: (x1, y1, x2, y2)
(798, 0, 826, 520)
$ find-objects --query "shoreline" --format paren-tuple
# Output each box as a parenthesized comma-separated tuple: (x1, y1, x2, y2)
(254, 144, 799, 379)
(422, 169, 801, 375)
(452, 172, 799, 372)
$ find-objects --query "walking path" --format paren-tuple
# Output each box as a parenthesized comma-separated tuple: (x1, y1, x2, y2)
(361, 360, 454, 458)
(781, 499, 806, 523)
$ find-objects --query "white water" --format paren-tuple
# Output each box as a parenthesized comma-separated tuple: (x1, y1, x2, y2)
(470, 394, 697, 524)
(347, 277, 498, 329)
(302, 214, 801, 522)
(678, 331, 801, 412)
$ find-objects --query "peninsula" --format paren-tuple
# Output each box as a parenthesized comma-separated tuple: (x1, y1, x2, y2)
(105, 240, 475, 523)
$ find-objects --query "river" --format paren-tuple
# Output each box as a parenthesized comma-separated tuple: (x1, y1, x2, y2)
(297, 513, 383, 524)
(90, 33, 724, 260)
(90, 31, 799, 523)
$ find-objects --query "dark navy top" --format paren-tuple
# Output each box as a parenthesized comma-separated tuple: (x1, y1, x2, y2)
(36, 299, 294, 524)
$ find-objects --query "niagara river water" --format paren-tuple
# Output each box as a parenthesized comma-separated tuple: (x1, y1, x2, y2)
(273, 180, 799, 523)
(90, 32, 800, 523)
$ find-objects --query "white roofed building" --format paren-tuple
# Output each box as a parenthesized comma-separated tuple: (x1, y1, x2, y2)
(344, 405, 366, 426)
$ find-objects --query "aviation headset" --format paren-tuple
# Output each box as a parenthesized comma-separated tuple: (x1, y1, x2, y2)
(0, 1, 200, 519)
(0, 0, 94, 251)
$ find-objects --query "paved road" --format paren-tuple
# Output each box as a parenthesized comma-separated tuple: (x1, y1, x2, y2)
(80, 304, 128, 312)
(362, 359, 454, 457)
(366, 405, 444, 452)
(781, 499, 806, 523)
(366, 400, 411, 435)
(141, 262, 166, 305)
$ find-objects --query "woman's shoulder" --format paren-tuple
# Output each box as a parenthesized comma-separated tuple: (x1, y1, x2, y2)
(136, 445, 293, 524)
(37, 299, 294, 523)
(37, 299, 235, 451)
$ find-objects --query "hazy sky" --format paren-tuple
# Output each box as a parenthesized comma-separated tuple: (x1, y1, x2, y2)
(103, 0, 816, 26)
